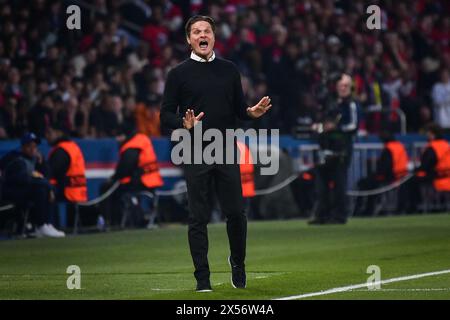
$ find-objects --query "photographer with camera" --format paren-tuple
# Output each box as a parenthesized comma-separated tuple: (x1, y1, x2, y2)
(309, 73, 360, 225)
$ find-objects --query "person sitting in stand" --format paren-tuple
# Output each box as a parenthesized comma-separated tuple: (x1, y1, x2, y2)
(355, 131, 410, 216)
(0, 133, 65, 237)
(46, 125, 88, 228)
(412, 123, 450, 211)
(99, 125, 164, 227)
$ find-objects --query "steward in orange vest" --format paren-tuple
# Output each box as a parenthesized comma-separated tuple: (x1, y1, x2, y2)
(375, 132, 410, 183)
(416, 124, 450, 192)
(354, 131, 410, 216)
(116, 132, 163, 189)
(236, 141, 255, 198)
(46, 127, 87, 202)
(99, 128, 163, 227)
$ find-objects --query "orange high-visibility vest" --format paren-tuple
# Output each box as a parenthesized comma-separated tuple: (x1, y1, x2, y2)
(385, 141, 409, 180)
(429, 139, 450, 191)
(119, 133, 163, 188)
(49, 141, 87, 202)
(237, 141, 255, 198)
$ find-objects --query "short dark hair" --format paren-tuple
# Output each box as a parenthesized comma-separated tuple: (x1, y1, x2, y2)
(185, 15, 215, 37)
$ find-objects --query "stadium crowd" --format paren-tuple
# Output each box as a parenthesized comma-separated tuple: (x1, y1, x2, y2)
(0, 0, 449, 140)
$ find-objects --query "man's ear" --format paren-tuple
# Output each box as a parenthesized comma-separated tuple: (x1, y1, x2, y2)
(186, 36, 191, 46)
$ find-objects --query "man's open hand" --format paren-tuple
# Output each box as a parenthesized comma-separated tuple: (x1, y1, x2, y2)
(247, 96, 272, 119)
(183, 109, 204, 130)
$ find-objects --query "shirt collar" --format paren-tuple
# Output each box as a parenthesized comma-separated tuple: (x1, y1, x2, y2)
(190, 51, 215, 62)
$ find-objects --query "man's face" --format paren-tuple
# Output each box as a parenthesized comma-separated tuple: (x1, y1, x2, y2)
(22, 142, 38, 158)
(337, 75, 352, 98)
(187, 21, 215, 59)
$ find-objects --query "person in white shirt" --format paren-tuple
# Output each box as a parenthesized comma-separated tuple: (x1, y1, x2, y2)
(431, 69, 450, 131)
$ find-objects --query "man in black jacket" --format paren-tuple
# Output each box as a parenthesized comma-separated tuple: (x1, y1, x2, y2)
(309, 74, 359, 225)
(0, 132, 65, 237)
(160, 16, 271, 292)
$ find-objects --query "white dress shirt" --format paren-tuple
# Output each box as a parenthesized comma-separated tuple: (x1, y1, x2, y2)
(190, 51, 216, 62)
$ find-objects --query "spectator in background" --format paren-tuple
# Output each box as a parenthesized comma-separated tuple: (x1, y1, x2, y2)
(136, 97, 161, 137)
(56, 96, 86, 138)
(119, 0, 152, 27)
(0, 110, 8, 139)
(121, 95, 137, 134)
(127, 41, 150, 73)
(89, 93, 121, 137)
(0, 0, 449, 138)
(87, 70, 109, 103)
(120, 66, 138, 98)
(418, 102, 434, 133)
(141, 4, 169, 60)
(5, 67, 23, 101)
(0, 132, 65, 237)
(27, 93, 54, 137)
(431, 69, 450, 132)
(77, 95, 93, 137)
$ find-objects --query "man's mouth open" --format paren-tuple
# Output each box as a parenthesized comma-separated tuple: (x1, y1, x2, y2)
(199, 40, 208, 49)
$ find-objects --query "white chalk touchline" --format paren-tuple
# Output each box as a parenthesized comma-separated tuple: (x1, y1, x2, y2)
(151, 288, 191, 291)
(350, 288, 450, 292)
(274, 269, 450, 300)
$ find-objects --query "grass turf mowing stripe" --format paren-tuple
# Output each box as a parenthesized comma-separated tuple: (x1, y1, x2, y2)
(274, 269, 450, 300)
(1, 214, 450, 299)
(349, 288, 450, 292)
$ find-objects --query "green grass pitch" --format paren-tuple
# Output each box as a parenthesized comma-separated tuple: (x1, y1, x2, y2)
(1, 214, 450, 300)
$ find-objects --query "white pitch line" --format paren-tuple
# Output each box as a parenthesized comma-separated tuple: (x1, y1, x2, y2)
(151, 288, 191, 291)
(350, 288, 450, 292)
(274, 269, 450, 300)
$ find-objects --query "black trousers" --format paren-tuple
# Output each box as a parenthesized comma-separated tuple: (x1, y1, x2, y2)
(184, 163, 247, 282)
(3, 179, 51, 227)
(315, 161, 349, 222)
(355, 176, 380, 216)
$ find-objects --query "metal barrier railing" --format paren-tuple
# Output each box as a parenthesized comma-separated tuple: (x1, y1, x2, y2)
(364, 105, 407, 135)
(298, 141, 431, 188)
(297, 143, 386, 189)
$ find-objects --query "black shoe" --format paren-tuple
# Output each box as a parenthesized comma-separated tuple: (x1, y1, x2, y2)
(196, 280, 212, 292)
(228, 256, 246, 288)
